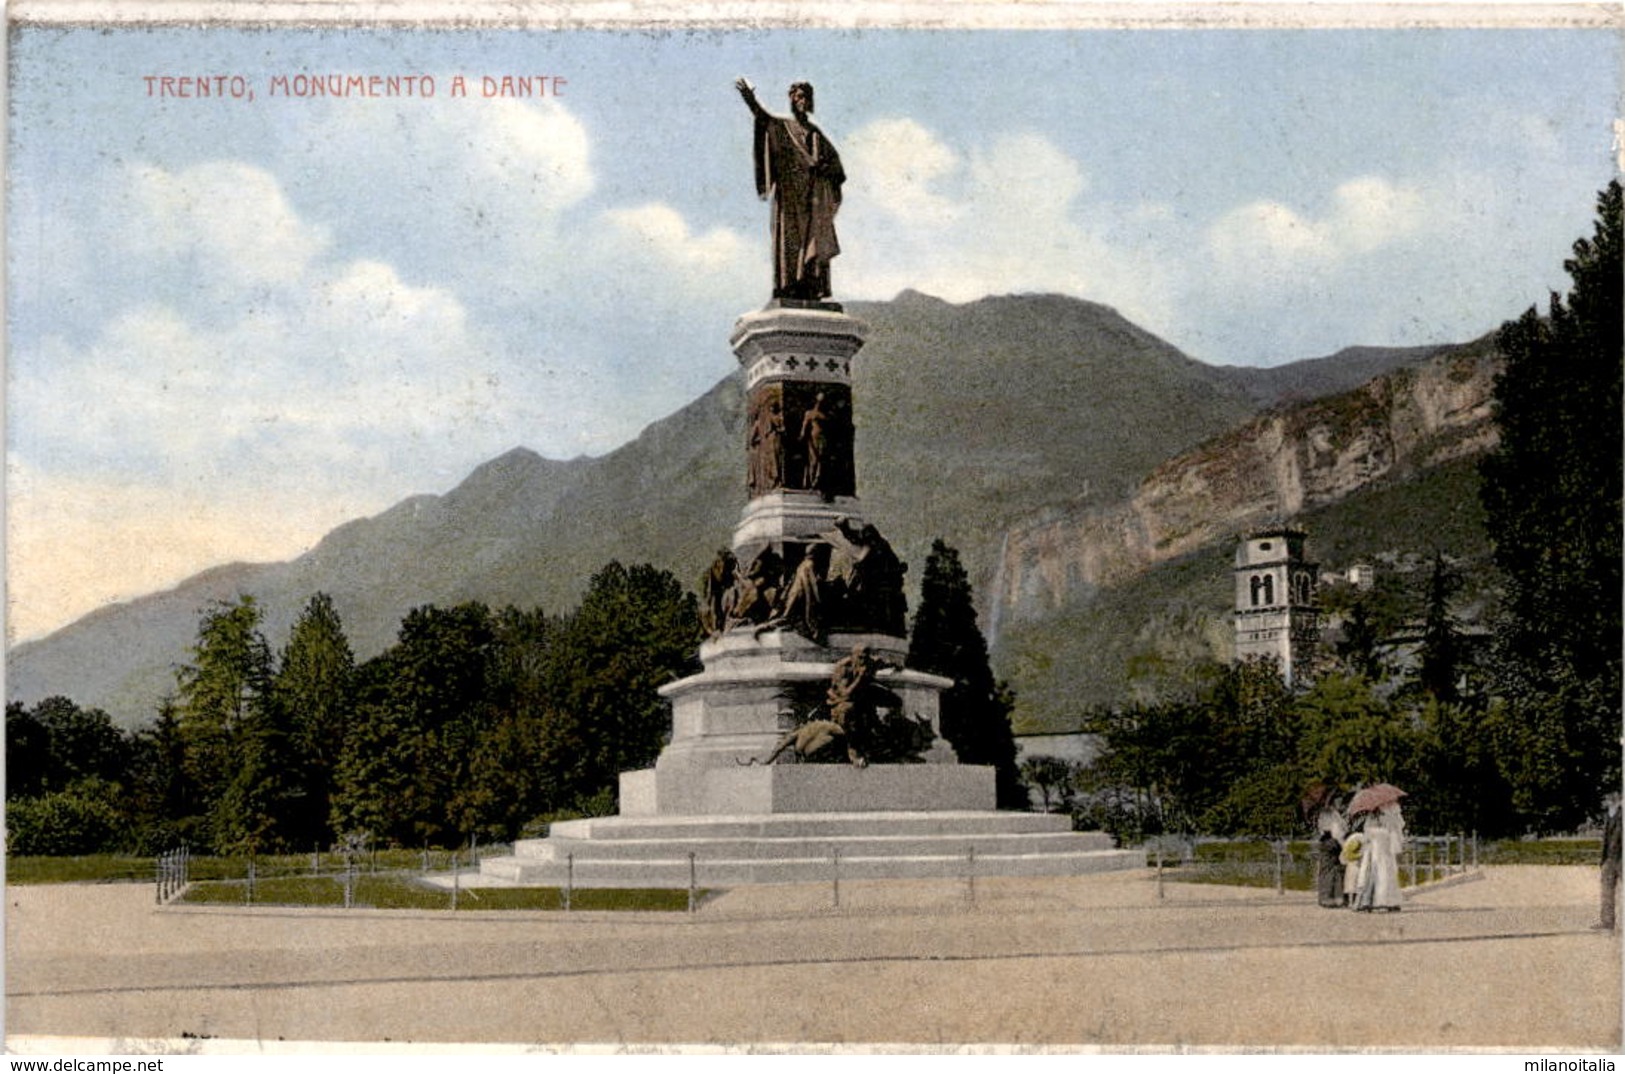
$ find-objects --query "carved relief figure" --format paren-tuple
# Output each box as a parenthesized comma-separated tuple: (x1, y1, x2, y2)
(746, 389, 784, 498)
(827, 644, 902, 766)
(736, 77, 844, 302)
(798, 391, 830, 496)
(828, 518, 908, 635)
(762, 542, 829, 641)
(726, 548, 784, 629)
(699, 549, 737, 637)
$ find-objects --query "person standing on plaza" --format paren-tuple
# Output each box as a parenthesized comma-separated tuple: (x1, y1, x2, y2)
(1354, 809, 1403, 912)
(1597, 792, 1621, 931)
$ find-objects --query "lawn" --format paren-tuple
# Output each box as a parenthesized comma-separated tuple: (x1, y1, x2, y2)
(178, 873, 699, 911)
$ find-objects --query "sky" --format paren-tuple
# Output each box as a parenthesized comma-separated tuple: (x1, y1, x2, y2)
(6, 15, 1621, 644)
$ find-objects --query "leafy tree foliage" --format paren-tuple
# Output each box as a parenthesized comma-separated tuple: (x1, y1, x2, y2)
(1018, 755, 1077, 813)
(6, 696, 130, 797)
(1479, 180, 1623, 827)
(907, 539, 1025, 808)
(5, 778, 125, 855)
(6, 701, 52, 800)
(1414, 552, 1464, 704)
(274, 593, 356, 847)
(537, 563, 700, 812)
(4, 697, 138, 855)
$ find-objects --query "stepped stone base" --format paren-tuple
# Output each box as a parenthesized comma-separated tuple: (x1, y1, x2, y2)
(478, 810, 1144, 888)
(623, 761, 990, 817)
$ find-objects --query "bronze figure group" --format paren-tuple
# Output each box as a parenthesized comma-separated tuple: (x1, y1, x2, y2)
(700, 520, 907, 645)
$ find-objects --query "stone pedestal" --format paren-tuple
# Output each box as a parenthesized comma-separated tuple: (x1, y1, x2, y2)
(479, 302, 1146, 887)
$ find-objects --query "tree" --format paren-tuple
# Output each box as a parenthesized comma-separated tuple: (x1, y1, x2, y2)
(1019, 755, 1075, 813)
(330, 602, 497, 847)
(453, 605, 552, 841)
(274, 593, 356, 847)
(539, 563, 699, 812)
(1479, 180, 1623, 825)
(6, 702, 51, 799)
(27, 696, 130, 791)
(124, 699, 192, 852)
(1414, 552, 1464, 704)
(1334, 600, 1384, 682)
(907, 539, 1025, 808)
(173, 596, 280, 851)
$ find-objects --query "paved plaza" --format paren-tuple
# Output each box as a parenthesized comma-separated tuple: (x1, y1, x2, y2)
(6, 865, 1620, 1050)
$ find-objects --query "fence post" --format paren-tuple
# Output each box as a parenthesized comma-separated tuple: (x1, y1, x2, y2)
(1458, 832, 1467, 873)
(1156, 849, 1165, 900)
(1472, 831, 1479, 869)
(565, 853, 573, 912)
(246, 857, 255, 905)
(1429, 837, 1438, 883)
(1273, 842, 1284, 895)
(451, 851, 460, 911)
(1407, 839, 1417, 888)
(688, 852, 697, 915)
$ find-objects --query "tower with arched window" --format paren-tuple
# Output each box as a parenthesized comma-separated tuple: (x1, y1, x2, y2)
(1233, 526, 1320, 685)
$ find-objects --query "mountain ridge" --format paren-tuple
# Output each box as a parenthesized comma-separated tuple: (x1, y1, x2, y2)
(8, 291, 1464, 728)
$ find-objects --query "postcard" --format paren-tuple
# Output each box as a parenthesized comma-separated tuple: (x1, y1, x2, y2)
(5, 0, 1621, 1059)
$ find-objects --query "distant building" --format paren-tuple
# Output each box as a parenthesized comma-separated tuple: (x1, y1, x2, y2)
(1013, 732, 1097, 767)
(1233, 526, 1320, 686)
(1321, 562, 1375, 590)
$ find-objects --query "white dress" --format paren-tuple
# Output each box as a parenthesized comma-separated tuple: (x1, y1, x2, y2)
(1358, 816, 1403, 911)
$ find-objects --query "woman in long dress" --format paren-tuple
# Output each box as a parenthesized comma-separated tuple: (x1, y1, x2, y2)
(1314, 806, 1347, 908)
(1355, 809, 1404, 912)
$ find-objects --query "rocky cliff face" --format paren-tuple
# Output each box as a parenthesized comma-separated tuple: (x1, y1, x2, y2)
(989, 339, 1501, 636)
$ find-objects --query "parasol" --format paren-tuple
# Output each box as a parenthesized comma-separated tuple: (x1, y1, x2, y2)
(1347, 783, 1407, 816)
(1299, 781, 1337, 821)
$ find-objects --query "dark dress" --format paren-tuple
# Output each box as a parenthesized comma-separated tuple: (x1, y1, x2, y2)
(1315, 830, 1345, 908)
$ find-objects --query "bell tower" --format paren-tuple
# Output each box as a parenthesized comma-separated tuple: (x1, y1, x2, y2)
(1233, 525, 1319, 685)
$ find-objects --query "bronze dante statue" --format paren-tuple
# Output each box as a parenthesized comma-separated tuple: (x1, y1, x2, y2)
(736, 78, 845, 301)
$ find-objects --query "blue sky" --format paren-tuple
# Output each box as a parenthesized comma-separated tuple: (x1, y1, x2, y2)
(7, 19, 1620, 642)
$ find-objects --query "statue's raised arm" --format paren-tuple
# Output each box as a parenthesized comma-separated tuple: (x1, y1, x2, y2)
(737, 77, 844, 303)
(735, 77, 767, 118)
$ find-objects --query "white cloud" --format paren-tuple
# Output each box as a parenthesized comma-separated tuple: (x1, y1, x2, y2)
(602, 203, 752, 273)
(287, 94, 595, 299)
(1329, 177, 1428, 254)
(839, 123, 1175, 329)
(844, 117, 963, 227)
(125, 160, 331, 287)
(1207, 176, 1428, 275)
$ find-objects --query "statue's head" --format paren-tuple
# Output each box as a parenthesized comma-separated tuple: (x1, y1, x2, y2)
(789, 81, 814, 113)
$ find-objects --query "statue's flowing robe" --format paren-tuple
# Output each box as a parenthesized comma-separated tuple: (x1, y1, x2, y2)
(753, 111, 844, 299)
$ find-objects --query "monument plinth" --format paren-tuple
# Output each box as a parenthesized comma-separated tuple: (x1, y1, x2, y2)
(629, 304, 970, 816)
(479, 78, 1143, 887)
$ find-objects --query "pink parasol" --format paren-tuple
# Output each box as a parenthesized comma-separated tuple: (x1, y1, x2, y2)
(1347, 783, 1407, 816)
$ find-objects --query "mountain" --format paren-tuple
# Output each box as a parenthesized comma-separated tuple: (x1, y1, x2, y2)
(991, 333, 1503, 731)
(8, 291, 1442, 728)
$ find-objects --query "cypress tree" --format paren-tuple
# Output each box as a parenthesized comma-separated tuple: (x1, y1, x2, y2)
(1479, 181, 1623, 826)
(907, 539, 1025, 809)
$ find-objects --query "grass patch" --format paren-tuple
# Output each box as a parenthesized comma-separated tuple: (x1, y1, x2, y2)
(177, 873, 699, 912)
(7, 847, 504, 886)
(1160, 839, 1473, 891)
(6, 855, 157, 885)
(1165, 860, 1316, 892)
(1479, 838, 1600, 866)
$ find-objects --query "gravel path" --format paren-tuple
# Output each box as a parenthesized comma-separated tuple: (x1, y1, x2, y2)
(6, 865, 1618, 1050)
